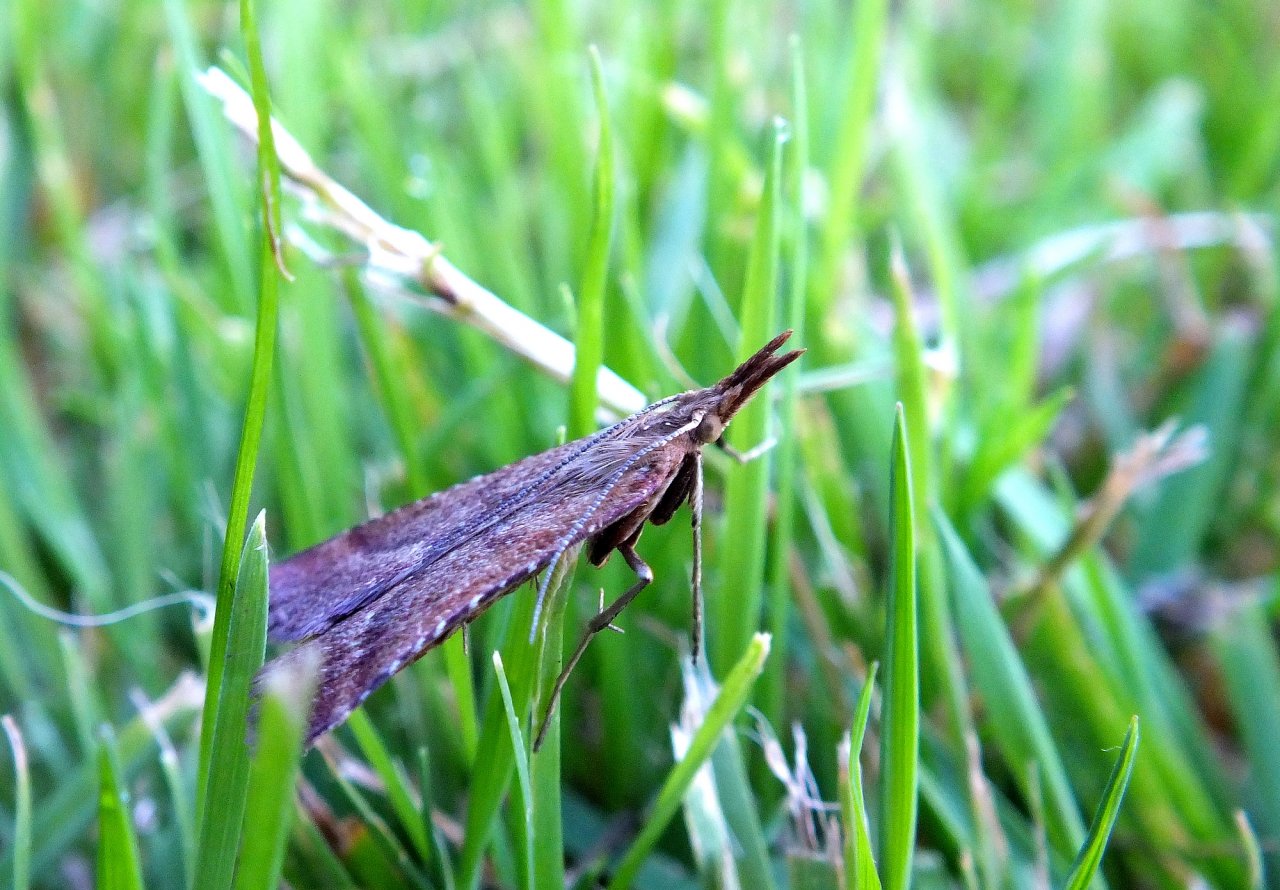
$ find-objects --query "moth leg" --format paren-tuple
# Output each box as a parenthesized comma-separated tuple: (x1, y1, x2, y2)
(716, 436, 778, 464)
(534, 542, 652, 751)
(690, 449, 704, 663)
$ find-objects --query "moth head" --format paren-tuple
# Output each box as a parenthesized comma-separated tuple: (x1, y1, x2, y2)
(709, 330, 804, 423)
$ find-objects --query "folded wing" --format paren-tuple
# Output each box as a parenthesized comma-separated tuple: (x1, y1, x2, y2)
(267, 445, 685, 744)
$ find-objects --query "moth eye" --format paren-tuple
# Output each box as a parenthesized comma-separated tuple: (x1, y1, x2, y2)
(695, 412, 724, 444)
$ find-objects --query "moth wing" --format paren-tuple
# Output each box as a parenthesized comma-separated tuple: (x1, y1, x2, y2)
(269, 434, 606, 642)
(267, 445, 685, 744)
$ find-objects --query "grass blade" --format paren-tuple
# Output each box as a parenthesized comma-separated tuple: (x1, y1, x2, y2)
(1064, 717, 1140, 890)
(96, 728, 145, 890)
(879, 405, 918, 890)
(568, 45, 615, 440)
(347, 710, 432, 865)
(608, 633, 772, 890)
(710, 119, 787, 671)
(811, 0, 889, 311)
(762, 32, 811, 728)
(493, 651, 534, 889)
(195, 513, 270, 890)
(196, 0, 287, 805)
(839, 664, 882, 890)
(3, 715, 32, 890)
(456, 553, 574, 890)
(934, 509, 1088, 861)
(234, 649, 316, 890)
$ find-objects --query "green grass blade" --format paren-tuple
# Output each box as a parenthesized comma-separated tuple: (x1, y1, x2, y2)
(234, 649, 315, 890)
(531, 560, 573, 890)
(710, 119, 787, 672)
(1063, 717, 1140, 890)
(347, 709, 433, 865)
(608, 633, 771, 890)
(1128, 327, 1251, 577)
(493, 651, 534, 888)
(195, 513, 270, 890)
(316, 750, 426, 886)
(1235, 810, 1265, 890)
(58, 629, 100, 756)
(888, 242, 969, 748)
(934, 509, 1088, 861)
(707, 708, 776, 890)
(457, 554, 574, 890)
(762, 32, 811, 728)
(879, 405, 919, 890)
(958, 387, 1073, 516)
(568, 46, 615, 440)
(161, 0, 253, 310)
(812, 0, 889, 312)
(840, 664, 882, 890)
(196, 0, 287, 808)
(1214, 599, 1280, 882)
(193, 29, 281, 819)
(3, 715, 32, 890)
(96, 728, 145, 890)
(0, 677, 200, 880)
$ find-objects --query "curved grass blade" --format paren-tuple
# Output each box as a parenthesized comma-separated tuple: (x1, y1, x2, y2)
(0, 676, 201, 881)
(812, 0, 889, 312)
(531, 558, 574, 890)
(839, 663, 882, 890)
(96, 728, 145, 890)
(879, 405, 918, 890)
(493, 651, 534, 889)
(607, 633, 771, 890)
(3, 715, 31, 890)
(1064, 717, 1140, 890)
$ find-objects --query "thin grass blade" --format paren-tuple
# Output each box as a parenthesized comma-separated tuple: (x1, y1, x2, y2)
(840, 664, 882, 890)
(1063, 717, 1140, 890)
(493, 651, 534, 889)
(3, 715, 31, 890)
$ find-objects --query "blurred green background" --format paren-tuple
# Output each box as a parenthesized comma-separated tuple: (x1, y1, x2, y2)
(1, 0, 1278, 887)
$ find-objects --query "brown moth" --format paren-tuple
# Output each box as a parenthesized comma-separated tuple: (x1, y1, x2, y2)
(264, 330, 802, 746)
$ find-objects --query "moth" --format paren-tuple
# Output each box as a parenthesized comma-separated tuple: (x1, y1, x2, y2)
(264, 330, 802, 746)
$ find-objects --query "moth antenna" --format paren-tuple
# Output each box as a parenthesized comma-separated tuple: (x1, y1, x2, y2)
(691, 449, 705, 663)
(530, 547, 568, 640)
(528, 414, 704, 642)
(640, 391, 688, 412)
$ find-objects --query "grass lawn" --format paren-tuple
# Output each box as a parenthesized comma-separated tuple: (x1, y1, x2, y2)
(1, 0, 1278, 887)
